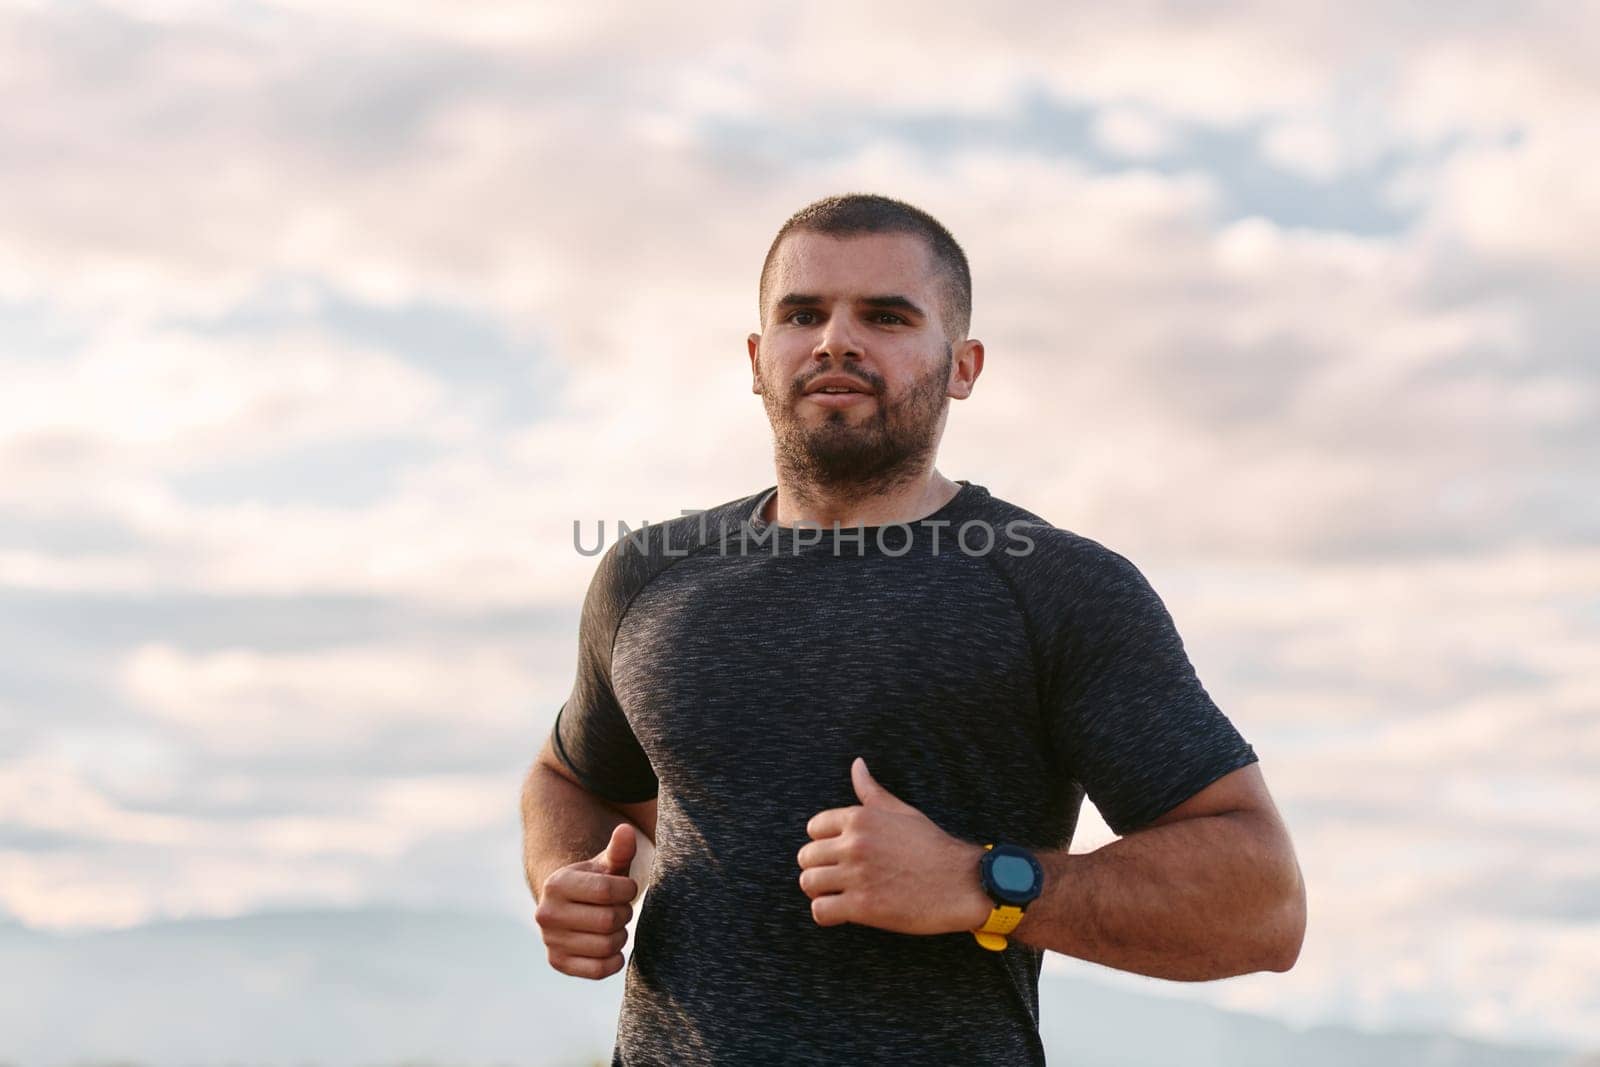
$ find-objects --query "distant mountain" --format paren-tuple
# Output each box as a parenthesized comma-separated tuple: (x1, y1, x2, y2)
(1035, 970, 1581, 1067)
(0, 909, 623, 1067)
(0, 909, 1588, 1066)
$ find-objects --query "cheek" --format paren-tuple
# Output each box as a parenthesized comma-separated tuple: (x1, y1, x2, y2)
(759, 346, 810, 384)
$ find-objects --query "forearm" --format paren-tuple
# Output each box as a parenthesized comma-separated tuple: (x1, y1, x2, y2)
(1011, 811, 1305, 981)
(520, 762, 639, 904)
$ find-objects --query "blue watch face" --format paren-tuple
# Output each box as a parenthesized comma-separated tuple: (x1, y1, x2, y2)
(991, 854, 1036, 893)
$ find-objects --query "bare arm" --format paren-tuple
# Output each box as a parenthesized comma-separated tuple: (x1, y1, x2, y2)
(799, 760, 1305, 983)
(1011, 763, 1306, 980)
(521, 735, 657, 905)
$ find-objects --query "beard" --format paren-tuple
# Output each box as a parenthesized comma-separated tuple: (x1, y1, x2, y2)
(759, 344, 953, 498)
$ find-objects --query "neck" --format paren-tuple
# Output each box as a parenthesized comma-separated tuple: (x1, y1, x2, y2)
(763, 464, 963, 528)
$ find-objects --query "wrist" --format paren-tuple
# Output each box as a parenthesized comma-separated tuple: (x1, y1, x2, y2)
(955, 841, 995, 931)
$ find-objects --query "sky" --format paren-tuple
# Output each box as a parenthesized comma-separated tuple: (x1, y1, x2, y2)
(1, 0, 1597, 1053)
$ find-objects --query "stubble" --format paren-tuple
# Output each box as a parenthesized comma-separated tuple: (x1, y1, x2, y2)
(759, 344, 954, 502)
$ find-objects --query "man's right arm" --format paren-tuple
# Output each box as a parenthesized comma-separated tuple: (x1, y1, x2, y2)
(529, 529, 672, 978)
(522, 735, 657, 980)
(521, 735, 657, 902)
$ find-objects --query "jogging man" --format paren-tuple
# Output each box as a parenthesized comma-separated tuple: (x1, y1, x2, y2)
(522, 194, 1306, 1064)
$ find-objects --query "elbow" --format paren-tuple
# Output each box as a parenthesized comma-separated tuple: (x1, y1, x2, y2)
(1267, 926, 1304, 973)
(1265, 867, 1307, 973)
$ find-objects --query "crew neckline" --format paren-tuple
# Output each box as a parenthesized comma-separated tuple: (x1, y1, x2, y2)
(745, 480, 982, 533)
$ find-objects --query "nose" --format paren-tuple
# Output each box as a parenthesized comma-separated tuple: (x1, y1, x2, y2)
(813, 310, 863, 362)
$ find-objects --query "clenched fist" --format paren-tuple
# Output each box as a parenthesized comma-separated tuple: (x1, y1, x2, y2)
(535, 822, 641, 980)
(797, 758, 991, 936)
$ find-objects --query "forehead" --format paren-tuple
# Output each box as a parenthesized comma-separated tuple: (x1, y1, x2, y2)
(766, 231, 938, 304)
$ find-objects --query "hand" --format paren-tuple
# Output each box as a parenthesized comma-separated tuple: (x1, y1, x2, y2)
(535, 822, 640, 979)
(797, 758, 992, 935)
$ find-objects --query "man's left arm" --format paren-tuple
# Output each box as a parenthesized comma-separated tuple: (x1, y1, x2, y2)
(798, 760, 1305, 982)
(1007, 761, 1305, 980)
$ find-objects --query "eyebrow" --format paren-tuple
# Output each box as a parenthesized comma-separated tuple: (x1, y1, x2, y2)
(860, 295, 925, 318)
(774, 293, 927, 319)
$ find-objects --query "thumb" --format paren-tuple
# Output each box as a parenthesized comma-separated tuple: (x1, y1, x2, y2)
(852, 757, 915, 812)
(597, 822, 637, 876)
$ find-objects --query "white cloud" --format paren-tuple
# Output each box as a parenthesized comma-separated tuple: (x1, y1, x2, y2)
(0, 328, 447, 497)
(0, 754, 521, 929)
(118, 640, 560, 752)
(1091, 107, 1178, 159)
(1259, 119, 1347, 181)
(1420, 125, 1600, 273)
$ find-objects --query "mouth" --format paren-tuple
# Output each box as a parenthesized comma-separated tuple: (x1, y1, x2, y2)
(804, 390, 874, 409)
(801, 375, 877, 407)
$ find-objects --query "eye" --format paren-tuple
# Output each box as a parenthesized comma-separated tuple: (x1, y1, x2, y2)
(870, 312, 906, 325)
(786, 310, 819, 326)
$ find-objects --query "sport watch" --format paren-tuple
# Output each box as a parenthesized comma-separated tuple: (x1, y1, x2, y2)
(972, 843, 1045, 951)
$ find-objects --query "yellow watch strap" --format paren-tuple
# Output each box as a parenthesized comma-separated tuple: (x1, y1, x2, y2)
(972, 904, 1024, 951)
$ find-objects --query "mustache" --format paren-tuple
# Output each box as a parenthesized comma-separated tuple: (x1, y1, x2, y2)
(794, 368, 883, 395)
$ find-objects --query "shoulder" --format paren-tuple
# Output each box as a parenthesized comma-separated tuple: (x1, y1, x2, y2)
(581, 487, 767, 608)
(972, 494, 1199, 681)
(971, 489, 1146, 592)
(969, 491, 1179, 653)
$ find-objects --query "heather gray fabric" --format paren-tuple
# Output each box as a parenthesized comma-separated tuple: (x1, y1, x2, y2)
(552, 481, 1258, 1065)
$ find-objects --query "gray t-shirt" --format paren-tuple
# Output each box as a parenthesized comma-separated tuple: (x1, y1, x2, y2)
(552, 481, 1258, 1065)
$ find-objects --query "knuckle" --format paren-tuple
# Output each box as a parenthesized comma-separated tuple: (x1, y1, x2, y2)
(586, 953, 619, 980)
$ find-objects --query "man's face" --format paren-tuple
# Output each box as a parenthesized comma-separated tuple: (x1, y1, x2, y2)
(747, 231, 979, 490)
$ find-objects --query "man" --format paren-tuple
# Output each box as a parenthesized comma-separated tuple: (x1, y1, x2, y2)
(522, 194, 1306, 1065)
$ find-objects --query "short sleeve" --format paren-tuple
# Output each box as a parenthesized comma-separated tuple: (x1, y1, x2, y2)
(551, 542, 659, 804)
(1045, 545, 1257, 836)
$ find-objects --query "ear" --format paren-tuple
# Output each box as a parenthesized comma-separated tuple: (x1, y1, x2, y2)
(748, 332, 763, 394)
(947, 338, 984, 400)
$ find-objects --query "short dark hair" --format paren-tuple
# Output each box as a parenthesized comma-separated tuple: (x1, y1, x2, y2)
(758, 193, 972, 339)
